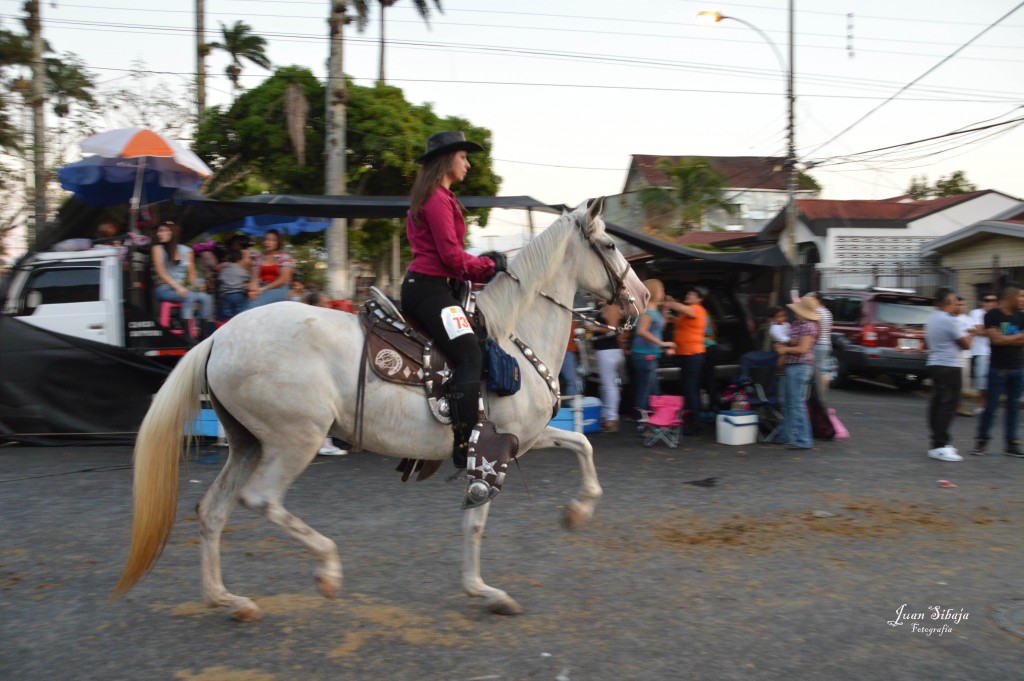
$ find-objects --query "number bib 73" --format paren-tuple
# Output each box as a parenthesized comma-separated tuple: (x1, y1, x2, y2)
(441, 306, 474, 340)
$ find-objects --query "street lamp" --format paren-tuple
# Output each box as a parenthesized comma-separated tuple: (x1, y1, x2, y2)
(698, 6, 797, 272)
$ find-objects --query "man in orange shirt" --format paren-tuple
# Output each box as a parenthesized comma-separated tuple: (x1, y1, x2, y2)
(664, 286, 708, 433)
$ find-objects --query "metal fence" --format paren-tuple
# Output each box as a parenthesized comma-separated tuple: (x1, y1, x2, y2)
(798, 264, 954, 297)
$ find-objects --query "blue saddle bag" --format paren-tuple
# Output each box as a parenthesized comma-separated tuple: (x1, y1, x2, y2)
(485, 338, 522, 397)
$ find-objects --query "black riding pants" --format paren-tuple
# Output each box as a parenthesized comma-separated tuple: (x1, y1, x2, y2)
(401, 273, 482, 431)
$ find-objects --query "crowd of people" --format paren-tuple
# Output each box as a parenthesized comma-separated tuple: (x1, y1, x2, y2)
(926, 287, 1024, 462)
(559, 279, 837, 450)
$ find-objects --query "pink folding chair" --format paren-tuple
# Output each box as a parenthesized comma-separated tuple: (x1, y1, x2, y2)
(638, 395, 685, 448)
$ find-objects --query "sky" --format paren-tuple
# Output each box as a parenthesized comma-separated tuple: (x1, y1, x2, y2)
(7, 0, 1024, 252)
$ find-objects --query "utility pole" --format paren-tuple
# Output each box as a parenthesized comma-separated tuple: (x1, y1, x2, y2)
(325, 1, 350, 298)
(27, 0, 45, 251)
(196, 0, 206, 126)
(784, 0, 798, 278)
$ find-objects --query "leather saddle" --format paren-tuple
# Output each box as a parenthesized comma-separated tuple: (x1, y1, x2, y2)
(355, 287, 485, 483)
(359, 291, 454, 424)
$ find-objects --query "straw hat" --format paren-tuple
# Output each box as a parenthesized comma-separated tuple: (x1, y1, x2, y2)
(788, 295, 820, 321)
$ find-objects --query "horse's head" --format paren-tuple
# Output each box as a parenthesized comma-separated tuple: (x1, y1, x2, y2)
(570, 197, 649, 331)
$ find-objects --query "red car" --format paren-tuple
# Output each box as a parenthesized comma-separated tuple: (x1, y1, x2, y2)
(820, 288, 935, 390)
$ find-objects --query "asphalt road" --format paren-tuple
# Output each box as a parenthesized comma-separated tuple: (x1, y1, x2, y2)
(2, 379, 1022, 681)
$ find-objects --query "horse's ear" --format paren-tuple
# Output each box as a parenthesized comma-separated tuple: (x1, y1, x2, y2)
(586, 196, 606, 224)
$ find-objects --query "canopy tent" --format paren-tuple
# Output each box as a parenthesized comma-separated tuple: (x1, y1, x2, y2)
(602, 220, 790, 268)
(172, 191, 562, 242)
(172, 192, 787, 269)
(38, 191, 786, 269)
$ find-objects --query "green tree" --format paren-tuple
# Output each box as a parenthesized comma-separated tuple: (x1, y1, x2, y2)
(934, 170, 978, 198)
(208, 21, 272, 91)
(907, 175, 930, 199)
(194, 70, 500, 265)
(638, 157, 734, 235)
(906, 171, 977, 199)
(196, 66, 325, 197)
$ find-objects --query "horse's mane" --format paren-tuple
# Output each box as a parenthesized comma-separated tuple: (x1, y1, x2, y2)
(479, 207, 595, 341)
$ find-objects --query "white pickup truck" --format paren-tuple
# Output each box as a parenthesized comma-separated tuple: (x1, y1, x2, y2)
(1, 245, 192, 363)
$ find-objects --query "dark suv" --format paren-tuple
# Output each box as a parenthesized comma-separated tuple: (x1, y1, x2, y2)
(821, 288, 934, 390)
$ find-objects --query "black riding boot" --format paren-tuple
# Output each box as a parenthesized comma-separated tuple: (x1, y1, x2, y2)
(450, 381, 481, 469)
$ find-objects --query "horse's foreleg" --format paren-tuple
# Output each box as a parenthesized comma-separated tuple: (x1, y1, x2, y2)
(532, 426, 603, 528)
(461, 503, 522, 615)
(197, 442, 262, 620)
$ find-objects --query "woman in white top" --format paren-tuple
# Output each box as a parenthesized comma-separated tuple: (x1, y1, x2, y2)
(152, 221, 214, 337)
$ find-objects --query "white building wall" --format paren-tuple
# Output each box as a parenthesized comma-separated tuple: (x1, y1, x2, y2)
(823, 194, 1023, 267)
(713, 188, 816, 231)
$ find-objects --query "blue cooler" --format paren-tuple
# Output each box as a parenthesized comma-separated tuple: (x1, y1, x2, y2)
(549, 396, 601, 433)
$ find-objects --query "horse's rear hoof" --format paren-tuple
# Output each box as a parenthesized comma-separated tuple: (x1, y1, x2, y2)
(563, 503, 589, 529)
(489, 599, 523, 616)
(230, 602, 264, 623)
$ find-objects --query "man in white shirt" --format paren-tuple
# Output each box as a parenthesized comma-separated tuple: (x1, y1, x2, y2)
(969, 292, 997, 414)
(926, 288, 970, 461)
(955, 296, 977, 417)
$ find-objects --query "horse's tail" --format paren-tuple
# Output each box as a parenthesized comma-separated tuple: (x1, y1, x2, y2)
(112, 337, 215, 598)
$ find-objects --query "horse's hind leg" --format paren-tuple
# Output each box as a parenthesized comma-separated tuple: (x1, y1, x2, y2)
(197, 420, 263, 621)
(462, 503, 522, 615)
(238, 437, 342, 606)
(531, 427, 603, 528)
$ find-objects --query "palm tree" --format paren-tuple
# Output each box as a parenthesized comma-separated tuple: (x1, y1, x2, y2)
(374, 1, 442, 82)
(357, 1, 441, 294)
(208, 21, 272, 91)
(638, 157, 735, 236)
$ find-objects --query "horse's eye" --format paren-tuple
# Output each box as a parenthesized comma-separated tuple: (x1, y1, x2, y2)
(603, 241, 616, 251)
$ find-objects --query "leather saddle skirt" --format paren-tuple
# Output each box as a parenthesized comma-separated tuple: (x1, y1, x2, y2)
(358, 289, 455, 424)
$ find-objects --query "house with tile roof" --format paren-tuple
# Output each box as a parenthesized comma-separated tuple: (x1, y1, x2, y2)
(922, 205, 1024, 295)
(758, 190, 1022, 290)
(623, 155, 820, 231)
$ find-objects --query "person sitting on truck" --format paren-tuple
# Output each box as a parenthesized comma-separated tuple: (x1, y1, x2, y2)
(217, 248, 251, 321)
(152, 220, 214, 338)
(246, 229, 294, 309)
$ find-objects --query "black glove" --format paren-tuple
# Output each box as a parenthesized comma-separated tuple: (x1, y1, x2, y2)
(482, 251, 507, 273)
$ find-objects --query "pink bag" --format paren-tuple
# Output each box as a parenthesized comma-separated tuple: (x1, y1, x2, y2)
(828, 408, 850, 439)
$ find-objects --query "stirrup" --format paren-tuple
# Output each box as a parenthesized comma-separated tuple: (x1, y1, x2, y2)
(463, 419, 519, 509)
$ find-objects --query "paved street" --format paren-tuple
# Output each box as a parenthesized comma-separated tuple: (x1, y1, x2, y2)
(2, 380, 1022, 680)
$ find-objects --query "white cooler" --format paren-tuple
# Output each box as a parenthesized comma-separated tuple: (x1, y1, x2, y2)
(716, 410, 758, 445)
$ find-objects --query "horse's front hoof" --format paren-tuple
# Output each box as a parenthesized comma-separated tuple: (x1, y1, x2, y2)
(230, 601, 264, 623)
(489, 599, 523, 616)
(315, 567, 341, 599)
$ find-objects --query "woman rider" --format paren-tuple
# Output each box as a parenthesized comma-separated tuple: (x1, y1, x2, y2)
(401, 131, 513, 504)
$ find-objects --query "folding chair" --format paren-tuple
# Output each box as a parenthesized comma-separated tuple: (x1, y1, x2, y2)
(638, 394, 685, 448)
(738, 352, 784, 444)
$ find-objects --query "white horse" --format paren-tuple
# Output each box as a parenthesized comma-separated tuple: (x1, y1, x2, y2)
(114, 198, 649, 621)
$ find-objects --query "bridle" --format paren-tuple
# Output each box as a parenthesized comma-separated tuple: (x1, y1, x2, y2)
(504, 216, 640, 333)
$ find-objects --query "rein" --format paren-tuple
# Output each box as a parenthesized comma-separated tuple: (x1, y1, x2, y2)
(503, 221, 639, 334)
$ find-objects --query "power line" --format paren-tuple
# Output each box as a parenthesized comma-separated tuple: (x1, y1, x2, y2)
(19, 11, 1024, 66)
(13, 11, 1024, 101)
(28, 1, 1024, 52)
(802, 0, 1024, 159)
(814, 114, 1024, 168)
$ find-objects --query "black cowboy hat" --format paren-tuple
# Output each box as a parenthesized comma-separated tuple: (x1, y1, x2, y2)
(416, 130, 484, 163)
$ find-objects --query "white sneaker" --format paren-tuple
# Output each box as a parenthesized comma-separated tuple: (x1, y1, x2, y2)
(928, 446, 963, 462)
(318, 439, 347, 456)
